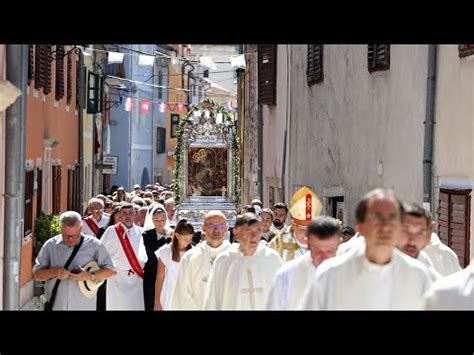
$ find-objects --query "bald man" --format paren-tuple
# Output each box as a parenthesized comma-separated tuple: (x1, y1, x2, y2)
(170, 211, 232, 310)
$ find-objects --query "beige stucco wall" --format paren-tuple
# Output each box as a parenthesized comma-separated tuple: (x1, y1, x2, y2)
(433, 45, 474, 259)
(279, 45, 429, 227)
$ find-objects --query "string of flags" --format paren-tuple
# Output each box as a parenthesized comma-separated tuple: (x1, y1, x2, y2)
(96, 46, 247, 70)
(123, 96, 235, 114)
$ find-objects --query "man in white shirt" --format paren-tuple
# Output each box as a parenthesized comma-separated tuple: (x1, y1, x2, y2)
(397, 202, 441, 281)
(423, 262, 474, 310)
(205, 213, 282, 310)
(299, 188, 431, 310)
(170, 210, 232, 310)
(82, 198, 110, 237)
(101, 203, 147, 310)
(422, 231, 462, 277)
(267, 216, 340, 310)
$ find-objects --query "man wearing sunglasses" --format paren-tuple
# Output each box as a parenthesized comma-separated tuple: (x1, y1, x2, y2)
(170, 210, 232, 310)
(82, 198, 110, 238)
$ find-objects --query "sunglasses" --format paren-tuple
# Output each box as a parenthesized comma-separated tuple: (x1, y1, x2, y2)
(206, 224, 227, 232)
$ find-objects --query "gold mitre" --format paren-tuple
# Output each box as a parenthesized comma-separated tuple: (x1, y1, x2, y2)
(289, 186, 323, 226)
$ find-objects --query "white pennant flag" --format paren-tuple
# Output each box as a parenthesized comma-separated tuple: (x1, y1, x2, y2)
(230, 54, 246, 70)
(138, 54, 155, 66)
(199, 56, 217, 70)
(108, 51, 124, 64)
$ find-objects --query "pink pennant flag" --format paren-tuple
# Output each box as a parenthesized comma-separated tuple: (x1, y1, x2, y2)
(125, 97, 132, 112)
(140, 99, 150, 114)
(159, 103, 167, 113)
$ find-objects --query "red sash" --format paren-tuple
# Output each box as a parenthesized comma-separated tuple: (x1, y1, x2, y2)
(114, 224, 144, 279)
(83, 216, 99, 236)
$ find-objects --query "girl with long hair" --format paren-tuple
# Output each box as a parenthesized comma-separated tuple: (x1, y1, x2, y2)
(154, 219, 194, 310)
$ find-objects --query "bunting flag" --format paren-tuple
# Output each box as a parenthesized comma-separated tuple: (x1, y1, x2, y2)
(140, 99, 150, 114)
(230, 54, 246, 70)
(108, 51, 125, 64)
(125, 97, 132, 112)
(199, 56, 217, 70)
(159, 103, 168, 113)
(138, 54, 155, 66)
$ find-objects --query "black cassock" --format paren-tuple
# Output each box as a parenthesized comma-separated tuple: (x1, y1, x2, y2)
(142, 229, 170, 311)
(95, 226, 108, 311)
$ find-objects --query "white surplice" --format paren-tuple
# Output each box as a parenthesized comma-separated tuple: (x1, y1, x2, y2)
(422, 233, 462, 276)
(169, 240, 231, 310)
(424, 262, 474, 310)
(266, 251, 316, 310)
(101, 223, 147, 310)
(336, 233, 364, 256)
(298, 242, 432, 310)
(205, 243, 282, 310)
(416, 250, 442, 282)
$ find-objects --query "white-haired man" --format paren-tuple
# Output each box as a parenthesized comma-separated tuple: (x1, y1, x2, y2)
(170, 211, 231, 310)
(83, 198, 109, 237)
(33, 211, 116, 310)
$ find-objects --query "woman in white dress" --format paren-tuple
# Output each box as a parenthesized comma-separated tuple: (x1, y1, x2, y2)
(154, 219, 194, 310)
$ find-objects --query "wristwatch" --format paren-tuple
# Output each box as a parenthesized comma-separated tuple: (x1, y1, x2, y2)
(90, 272, 97, 282)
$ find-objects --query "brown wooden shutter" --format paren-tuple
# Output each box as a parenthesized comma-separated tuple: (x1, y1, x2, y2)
(55, 45, 65, 101)
(43, 45, 53, 95)
(34, 45, 44, 89)
(28, 45, 34, 86)
(459, 45, 474, 58)
(36, 168, 43, 218)
(76, 55, 81, 110)
(52, 166, 62, 215)
(307, 44, 324, 85)
(438, 189, 471, 267)
(67, 168, 77, 211)
(67, 53, 72, 105)
(24, 170, 35, 236)
(258, 44, 277, 105)
(368, 44, 390, 72)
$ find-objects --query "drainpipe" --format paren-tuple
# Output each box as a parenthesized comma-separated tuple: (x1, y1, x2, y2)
(258, 102, 263, 201)
(282, 45, 291, 203)
(78, 51, 84, 214)
(423, 45, 437, 210)
(4, 44, 28, 310)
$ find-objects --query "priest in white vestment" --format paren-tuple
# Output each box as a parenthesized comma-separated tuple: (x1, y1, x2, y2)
(336, 232, 365, 256)
(101, 203, 147, 310)
(423, 262, 474, 310)
(298, 189, 432, 310)
(82, 198, 110, 237)
(169, 211, 231, 310)
(266, 216, 341, 310)
(268, 187, 323, 263)
(423, 232, 462, 276)
(205, 213, 282, 310)
(396, 202, 441, 281)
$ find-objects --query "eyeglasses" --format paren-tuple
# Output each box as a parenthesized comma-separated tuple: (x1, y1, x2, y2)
(92, 208, 104, 212)
(206, 224, 227, 232)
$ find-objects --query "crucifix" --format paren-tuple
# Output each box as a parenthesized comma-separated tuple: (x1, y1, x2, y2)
(240, 268, 264, 310)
